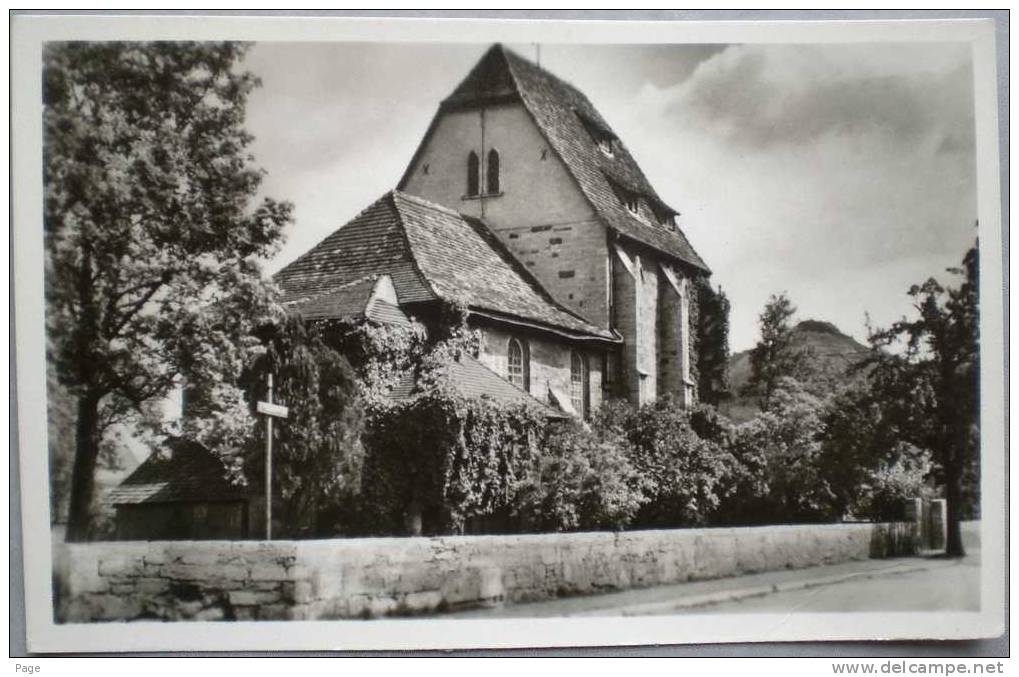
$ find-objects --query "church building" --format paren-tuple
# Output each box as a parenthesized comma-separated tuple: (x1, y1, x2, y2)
(276, 44, 712, 416)
(109, 44, 715, 539)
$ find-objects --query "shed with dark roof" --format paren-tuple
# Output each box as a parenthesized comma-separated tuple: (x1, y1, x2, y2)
(109, 438, 251, 540)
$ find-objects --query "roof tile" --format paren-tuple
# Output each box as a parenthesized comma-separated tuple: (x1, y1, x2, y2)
(108, 439, 247, 506)
(275, 191, 614, 340)
(387, 354, 567, 418)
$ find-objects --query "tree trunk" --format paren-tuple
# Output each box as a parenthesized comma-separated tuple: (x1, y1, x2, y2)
(943, 454, 966, 557)
(65, 391, 101, 542)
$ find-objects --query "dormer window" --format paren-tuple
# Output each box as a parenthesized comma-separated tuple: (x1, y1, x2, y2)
(624, 193, 639, 215)
(575, 109, 618, 159)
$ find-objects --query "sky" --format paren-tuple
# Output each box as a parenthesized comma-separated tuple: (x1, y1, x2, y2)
(243, 41, 977, 352)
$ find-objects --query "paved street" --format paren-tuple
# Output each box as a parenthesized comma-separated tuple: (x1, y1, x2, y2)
(448, 546, 980, 619)
(667, 552, 980, 615)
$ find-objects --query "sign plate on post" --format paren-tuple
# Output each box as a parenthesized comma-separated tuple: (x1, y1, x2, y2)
(256, 401, 289, 418)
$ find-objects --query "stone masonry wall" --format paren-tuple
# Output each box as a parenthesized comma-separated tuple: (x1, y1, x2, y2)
(477, 324, 604, 414)
(612, 244, 662, 405)
(401, 103, 610, 326)
(56, 523, 917, 623)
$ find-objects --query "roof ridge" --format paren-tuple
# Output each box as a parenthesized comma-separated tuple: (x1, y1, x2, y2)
(283, 273, 378, 307)
(274, 191, 399, 282)
(392, 189, 463, 218)
(499, 47, 709, 273)
(500, 45, 589, 105)
(388, 192, 446, 303)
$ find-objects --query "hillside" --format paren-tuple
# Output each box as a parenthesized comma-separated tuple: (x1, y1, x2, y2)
(724, 319, 870, 421)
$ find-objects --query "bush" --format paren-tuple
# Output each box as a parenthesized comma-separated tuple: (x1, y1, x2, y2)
(717, 378, 837, 524)
(850, 444, 933, 522)
(596, 398, 733, 528)
(246, 315, 365, 538)
(513, 422, 645, 532)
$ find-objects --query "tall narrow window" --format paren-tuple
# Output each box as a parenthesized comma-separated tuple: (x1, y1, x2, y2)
(487, 148, 501, 194)
(507, 338, 528, 390)
(570, 350, 589, 418)
(466, 151, 480, 197)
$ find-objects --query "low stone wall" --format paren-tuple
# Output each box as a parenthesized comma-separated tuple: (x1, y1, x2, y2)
(55, 522, 916, 622)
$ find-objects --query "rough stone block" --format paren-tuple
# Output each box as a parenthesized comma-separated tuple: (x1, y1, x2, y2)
(255, 590, 282, 604)
(293, 580, 314, 604)
(228, 590, 258, 607)
(366, 596, 398, 619)
(259, 604, 291, 621)
(95, 595, 143, 621)
(135, 577, 170, 595)
(249, 564, 287, 581)
(194, 607, 225, 622)
(98, 556, 140, 577)
(232, 606, 256, 622)
(402, 590, 443, 614)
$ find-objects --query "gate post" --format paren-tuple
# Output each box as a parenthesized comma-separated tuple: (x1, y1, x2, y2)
(929, 498, 947, 552)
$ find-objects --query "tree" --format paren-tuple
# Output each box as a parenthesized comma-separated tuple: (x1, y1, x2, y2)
(728, 378, 836, 524)
(744, 293, 811, 410)
(243, 316, 365, 538)
(867, 244, 979, 557)
(513, 422, 645, 533)
(43, 42, 291, 540)
(696, 281, 731, 405)
(598, 399, 734, 528)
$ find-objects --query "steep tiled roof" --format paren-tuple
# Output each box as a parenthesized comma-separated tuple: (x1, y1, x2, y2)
(275, 191, 614, 340)
(108, 439, 247, 506)
(286, 275, 378, 321)
(285, 275, 417, 328)
(368, 298, 415, 328)
(402, 44, 709, 274)
(387, 354, 567, 418)
(274, 196, 436, 306)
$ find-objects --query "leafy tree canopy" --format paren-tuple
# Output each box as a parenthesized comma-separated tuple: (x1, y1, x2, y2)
(743, 293, 812, 410)
(43, 41, 292, 540)
(865, 243, 979, 556)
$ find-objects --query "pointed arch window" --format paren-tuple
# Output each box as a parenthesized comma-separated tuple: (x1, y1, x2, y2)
(570, 350, 589, 419)
(487, 148, 501, 195)
(466, 151, 480, 197)
(507, 337, 529, 390)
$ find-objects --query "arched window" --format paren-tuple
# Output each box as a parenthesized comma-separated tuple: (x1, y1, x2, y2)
(487, 148, 501, 194)
(466, 151, 480, 197)
(570, 350, 589, 418)
(507, 338, 528, 390)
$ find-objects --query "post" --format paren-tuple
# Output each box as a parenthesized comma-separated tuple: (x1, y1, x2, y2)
(265, 373, 273, 541)
(256, 374, 287, 541)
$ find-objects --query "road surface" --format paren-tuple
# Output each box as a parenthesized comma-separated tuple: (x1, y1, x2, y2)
(447, 547, 980, 618)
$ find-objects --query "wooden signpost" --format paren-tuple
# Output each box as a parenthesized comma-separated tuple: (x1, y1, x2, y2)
(257, 373, 288, 540)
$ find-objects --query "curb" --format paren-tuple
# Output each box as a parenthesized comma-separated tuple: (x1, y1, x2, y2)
(573, 562, 938, 617)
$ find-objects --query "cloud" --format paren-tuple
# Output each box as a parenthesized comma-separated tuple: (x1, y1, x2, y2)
(240, 42, 979, 353)
(601, 43, 977, 350)
(665, 43, 974, 154)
